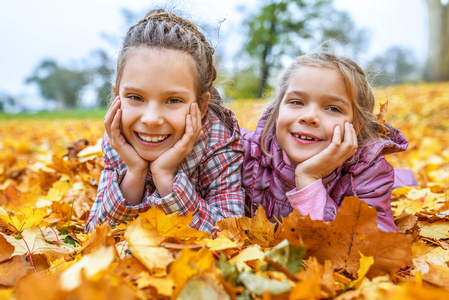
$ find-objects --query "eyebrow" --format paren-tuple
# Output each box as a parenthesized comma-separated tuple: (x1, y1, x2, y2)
(285, 90, 351, 108)
(122, 84, 192, 96)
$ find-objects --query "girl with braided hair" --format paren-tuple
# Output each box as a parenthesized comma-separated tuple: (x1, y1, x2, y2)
(85, 9, 245, 233)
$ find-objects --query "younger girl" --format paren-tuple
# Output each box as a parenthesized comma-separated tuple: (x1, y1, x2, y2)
(86, 9, 245, 233)
(242, 52, 408, 232)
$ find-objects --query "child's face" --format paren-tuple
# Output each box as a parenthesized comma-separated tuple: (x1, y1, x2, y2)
(117, 48, 201, 161)
(276, 66, 354, 166)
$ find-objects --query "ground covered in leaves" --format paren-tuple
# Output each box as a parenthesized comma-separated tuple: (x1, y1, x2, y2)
(1, 82, 448, 299)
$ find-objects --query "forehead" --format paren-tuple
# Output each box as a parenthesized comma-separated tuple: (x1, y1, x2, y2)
(122, 46, 199, 88)
(127, 47, 197, 69)
(286, 66, 350, 97)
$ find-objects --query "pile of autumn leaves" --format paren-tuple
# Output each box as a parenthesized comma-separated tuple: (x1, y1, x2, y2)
(1, 82, 449, 299)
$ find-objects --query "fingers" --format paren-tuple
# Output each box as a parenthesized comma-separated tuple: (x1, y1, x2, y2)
(343, 122, 358, 154)
(188, 102, 203, 141)
(104, 97, 120, 135)
(326, 122, 358, 160)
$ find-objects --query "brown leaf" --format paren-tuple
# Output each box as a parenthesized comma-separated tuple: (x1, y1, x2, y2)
(373, 100, 390, 136)
(277, 196, 413, 277)
(0, 234, 14, 263)
(0, 255, 31, 286)
(215, 216, 249, 244)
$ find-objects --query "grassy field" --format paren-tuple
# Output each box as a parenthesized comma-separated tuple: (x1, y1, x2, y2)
(0, 108, 107, 120)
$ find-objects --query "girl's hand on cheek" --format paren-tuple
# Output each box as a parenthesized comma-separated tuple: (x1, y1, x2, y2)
(105, 97, 149, 173)
(150, 103, 203, 196)
(295, 122, 358, 190)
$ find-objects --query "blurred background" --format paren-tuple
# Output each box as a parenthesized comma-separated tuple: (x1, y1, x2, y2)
(0, 0, 446, 114)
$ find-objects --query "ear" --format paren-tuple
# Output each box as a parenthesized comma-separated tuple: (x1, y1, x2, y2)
(112, 84, 117, 95)
(198, 92, 210, 118)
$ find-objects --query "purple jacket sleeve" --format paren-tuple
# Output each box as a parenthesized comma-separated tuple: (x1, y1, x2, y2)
(352, 156, 397, 232)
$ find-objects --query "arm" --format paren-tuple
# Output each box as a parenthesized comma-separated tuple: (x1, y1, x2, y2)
(105, 97, 149, 205)
(85, 135, 148, 232)
(286, 179, 337, 221)
(151, 146, 245, 233)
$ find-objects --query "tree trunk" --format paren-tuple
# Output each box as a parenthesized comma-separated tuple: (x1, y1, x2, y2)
(425, 0, 449, 81)
(257, 18, 276, 98)
(257, 44, 271, 98)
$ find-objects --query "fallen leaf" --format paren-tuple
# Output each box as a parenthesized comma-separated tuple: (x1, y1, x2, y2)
(0, 255, 31, 286)
(0, 234, 14, 263)
(80, 222, 113, 255)
(136, 271, 175, 297)
(0, 206, 46, 232)
(1, 227, 72, 261)
(125, 217, 174, 276)
(139, 206, 209, 239)
(418, 220, 449, 239)
(240, 206, 276, 247)
(177, 276, 229, 300)
(169, 247, 215, 299)
(228, 245, 265, 271)
(60, 245, 116, 291)
(238, 271, 291, 296)
(277, 196, 413, 277)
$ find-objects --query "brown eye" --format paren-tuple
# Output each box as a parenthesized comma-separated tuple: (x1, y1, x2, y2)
(167, 98, 184, 104)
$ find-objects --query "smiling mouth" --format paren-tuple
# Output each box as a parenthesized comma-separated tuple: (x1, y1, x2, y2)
(136, 133, 169, 143)
(291, 133, 321, 141)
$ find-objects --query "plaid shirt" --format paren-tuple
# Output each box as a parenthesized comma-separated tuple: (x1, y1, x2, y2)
(85, 109, 245, 233)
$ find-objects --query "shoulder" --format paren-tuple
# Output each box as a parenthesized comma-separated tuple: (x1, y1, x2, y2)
(203, 108, 245, 153)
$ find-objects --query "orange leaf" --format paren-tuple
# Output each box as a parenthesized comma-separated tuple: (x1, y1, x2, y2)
(0, 234, 14, 263)
(277, 196, 413, 277)
(0, 255, 31, 286)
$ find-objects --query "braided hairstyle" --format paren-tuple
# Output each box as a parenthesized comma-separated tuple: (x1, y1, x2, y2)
(113, 9, 229, 126)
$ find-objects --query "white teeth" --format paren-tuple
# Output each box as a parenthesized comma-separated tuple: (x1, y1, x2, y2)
(293, 133, 318, 141)
(137, 133, 168, 142)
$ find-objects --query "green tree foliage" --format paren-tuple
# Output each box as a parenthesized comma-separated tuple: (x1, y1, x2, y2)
(26, 60, 89, 108)
(87, 50, 114, 107)
(239, 0, 367, 98)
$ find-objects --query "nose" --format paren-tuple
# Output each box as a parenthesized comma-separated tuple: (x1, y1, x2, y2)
(141, 103, 164, 127)
(298, 106, 320, 126)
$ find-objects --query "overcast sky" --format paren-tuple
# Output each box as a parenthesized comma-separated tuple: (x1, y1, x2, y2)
(0, 0, 427, 101)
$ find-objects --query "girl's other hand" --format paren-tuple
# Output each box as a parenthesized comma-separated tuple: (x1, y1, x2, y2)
(150, 102, 203, 196)
(105, 97, 149, 173)
(295, 122, 358, 190)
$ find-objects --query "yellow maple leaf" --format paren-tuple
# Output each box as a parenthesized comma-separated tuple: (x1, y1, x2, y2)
(139, 206, 209, 239)
(125, 217, 174, 276)
(0, 206, 46, 232)
(240, 205, 276, 247)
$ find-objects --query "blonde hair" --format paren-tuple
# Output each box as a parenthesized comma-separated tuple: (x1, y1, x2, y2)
(112, 9, 230, 126)
(261, 52, 384, 155)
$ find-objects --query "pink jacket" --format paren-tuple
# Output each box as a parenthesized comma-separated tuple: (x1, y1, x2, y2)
(241, 114, 409, 232)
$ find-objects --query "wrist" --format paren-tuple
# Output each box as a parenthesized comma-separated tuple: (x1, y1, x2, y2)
(295, 174, 320, 190)
(152, 171, 176, 197)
